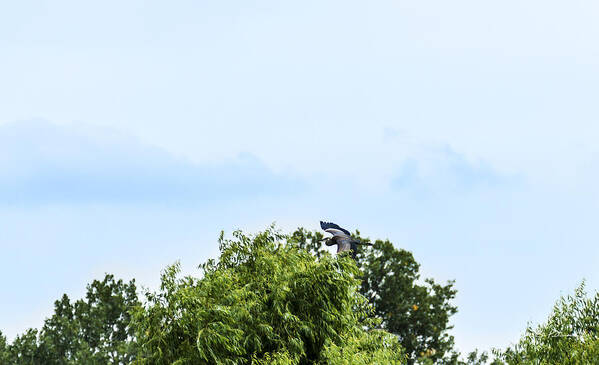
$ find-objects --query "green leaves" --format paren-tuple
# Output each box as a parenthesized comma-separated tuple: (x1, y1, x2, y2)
(290, 228, 458, 364)
(499, 281, 599, 364)
(5, 226, 455, 364)
(132, 227, 406, 364)
(357, 239, 457, 364)
(1, 275, 139, 365)
(7, 226, 599, 364)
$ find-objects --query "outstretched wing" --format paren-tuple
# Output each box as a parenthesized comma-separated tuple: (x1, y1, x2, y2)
(320, 221, 351, 236)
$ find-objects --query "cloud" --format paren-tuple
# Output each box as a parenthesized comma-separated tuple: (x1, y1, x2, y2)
(390, 145, 516, 195)
(0, 120, 304, 205)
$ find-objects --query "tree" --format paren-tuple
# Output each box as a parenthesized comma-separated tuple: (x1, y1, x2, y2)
(5, 226, 453, 364)
(37, 294, 79, 364)
(72, 274, 139, 363)
(5, 329, 43, 365)
(132, 227, 406, 364)
(498, 281, 599, 364)
(289, 228, 458, 364)
(3, 275, 139, 364)
(359, 239, 457, 364)
(429, 349, 503, 365)
(0, 331, 8, 364)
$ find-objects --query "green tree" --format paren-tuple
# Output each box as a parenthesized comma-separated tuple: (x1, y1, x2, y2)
(430, 349, 503, 365)
(360, 239, 457, 364)
(132, 227, 406, 364)
(72, 274, 139, 363)
(0, 331, 8, 364)
(37, 294, 79, 363)
(5, 329, 43, 365)
(4, 275, 139, 364)
(498, 281, 599, 364)
(290, 228, 458, 364)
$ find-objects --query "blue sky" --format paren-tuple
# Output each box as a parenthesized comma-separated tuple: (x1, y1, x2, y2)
(1, 0, 599, 355)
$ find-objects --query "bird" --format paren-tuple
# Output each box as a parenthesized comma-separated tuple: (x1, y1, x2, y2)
(320, 221, 373, 259)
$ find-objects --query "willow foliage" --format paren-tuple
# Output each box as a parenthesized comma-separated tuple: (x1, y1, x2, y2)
(132, 227, 405, 364)
(498, 281, 599, 364)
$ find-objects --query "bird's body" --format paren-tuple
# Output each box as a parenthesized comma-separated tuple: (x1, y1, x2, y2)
(320, 221, 372, 259)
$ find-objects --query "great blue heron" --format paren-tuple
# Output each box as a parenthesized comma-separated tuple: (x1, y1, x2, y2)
(320, 221, 372, 259)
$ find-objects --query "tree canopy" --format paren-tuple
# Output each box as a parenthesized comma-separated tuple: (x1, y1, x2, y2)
(132, 228, 405, 364)
(289, 228, 457, 364)
(498, 281, 599, 364)
(8, 225, 599, 364)
(1, 275, 138, 364)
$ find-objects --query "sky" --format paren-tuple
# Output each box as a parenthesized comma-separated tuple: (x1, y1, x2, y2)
(1, 0, 599, 355)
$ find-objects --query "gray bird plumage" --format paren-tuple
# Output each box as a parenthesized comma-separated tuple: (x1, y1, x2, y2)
(319, 221, 372, 259)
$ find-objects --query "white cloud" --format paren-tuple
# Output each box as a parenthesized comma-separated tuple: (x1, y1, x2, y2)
(391, 144, 519, 195)
(0, 120, 304, 205)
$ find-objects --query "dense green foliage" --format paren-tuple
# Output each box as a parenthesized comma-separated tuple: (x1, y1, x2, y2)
(290, 228, 457, 363)
(1, 275, 138, 364)
(359, 240, 457, 364)
(1, 331, 10, 364)
(497, 281, 599, 364)
(132, 228, 405, 364)
(4, 226, 599, 364)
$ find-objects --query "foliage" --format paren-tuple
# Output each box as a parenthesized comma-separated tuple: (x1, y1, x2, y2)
(7, 226, 599, 364)
(423, 349, 503, 365)
(458, 350, 503, 365)
(0, 331, 9, 364)
(290, 228, 458, 364)
(497, 281, 599, 364)
(360, 239, 457, 364)
(319, 329, 405, 364)
(132, 227, 406, 364)
(2, 275, 139, 364)
(6, 329, 43, 364)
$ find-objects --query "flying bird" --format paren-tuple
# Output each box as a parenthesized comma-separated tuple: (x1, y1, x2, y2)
(320, 221, 373, 259)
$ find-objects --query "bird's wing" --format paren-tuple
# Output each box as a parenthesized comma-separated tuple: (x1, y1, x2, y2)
(324, 228, 350, 238)
(320, 221, 351, 236)
(336, 237, 352, 253)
